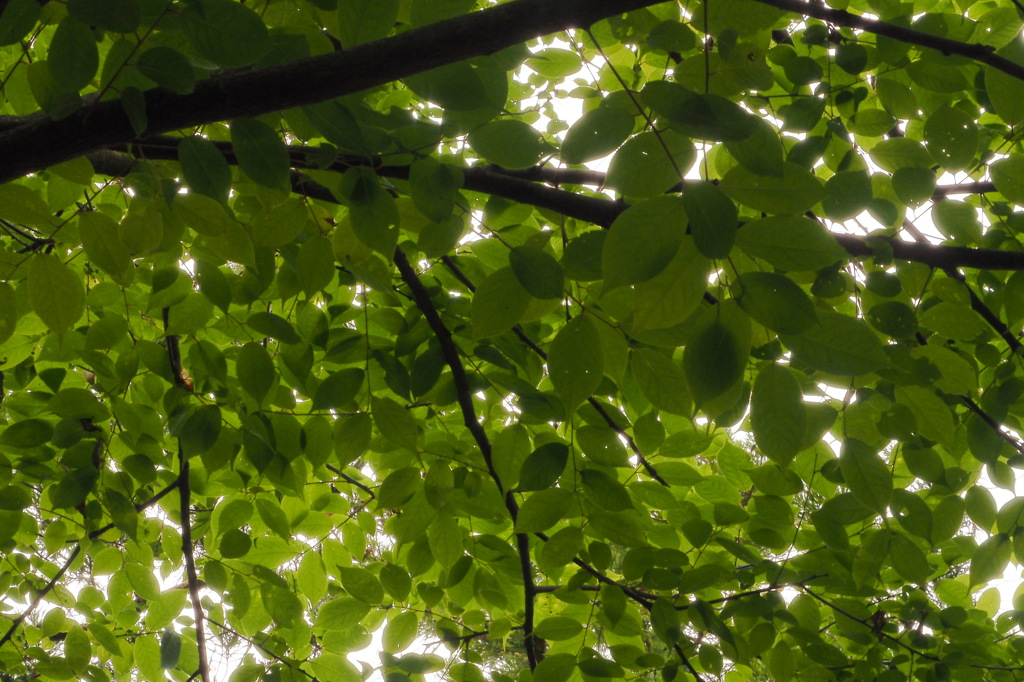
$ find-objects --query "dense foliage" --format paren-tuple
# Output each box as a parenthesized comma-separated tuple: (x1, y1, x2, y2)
(4, 0, 1024, 680)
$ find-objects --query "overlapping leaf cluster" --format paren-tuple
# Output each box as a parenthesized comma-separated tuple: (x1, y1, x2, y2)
(1, 0, 1024, 680)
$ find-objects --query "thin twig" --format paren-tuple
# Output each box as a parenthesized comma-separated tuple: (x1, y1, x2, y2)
(178, 442, 210, 682)
(0, 545, 81, 649)
(0, 478, 181, 650)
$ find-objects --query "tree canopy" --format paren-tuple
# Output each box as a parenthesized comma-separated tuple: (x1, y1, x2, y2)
(3, 0, 1024, 680)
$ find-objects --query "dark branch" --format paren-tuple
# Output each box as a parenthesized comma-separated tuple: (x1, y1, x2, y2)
(393, 249, 540, 669)
(0, 0, 663, 184)
(750, 0, 1024, 81)
(178, 443, 211, 682)
(88, 144, 1024, 274)
(0, 478, 181, 650)
(0, 546, 81, 649)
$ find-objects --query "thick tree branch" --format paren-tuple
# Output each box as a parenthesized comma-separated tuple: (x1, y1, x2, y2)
(750, 0, 1024, 81)
(89, 144, 1024, 274)
(0, 0, 662, 184)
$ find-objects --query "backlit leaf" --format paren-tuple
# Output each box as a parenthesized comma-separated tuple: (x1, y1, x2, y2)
(29, 253, 84, 337)
(750, 364, 807, 465)
(548, 315, 603, 416)
(720, 162, 825, 215)
(602, 196, 686, 290)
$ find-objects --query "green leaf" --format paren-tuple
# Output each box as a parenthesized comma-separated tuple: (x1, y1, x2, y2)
(631, 237, 709, 332)
(534, 616, 583, 641)
(340, 166, 400, 256)
(79, 211, 132, 284)
(313, 368, 365, 410)
(471, 267, 531, 340)
(29, 253, 85, 337)
(380, 563, 411, 601)
(48, 17, 98, 92)
(217, 537, 254, 568)
(907, 57, 970, 93)
(297, 234, 336, 296)
(720, 162, 825, 214)
(965, 486, 997, 532)
(650, 598, 682, 645)
(180, 0, 271, 68)
(750, 364, 807, 465)
(869, 138, 932, 172)
(468, 119, 551, 169)
(256, 497, 291, 539)
(0, 183, 51, 226)
(643, 81, 757, 141)
(339, 566, 385, 603)
(515, 488, 573, 533)
(372, 396, 418, 452)
(510, 246, 564, 299)
(179, 136, 231, 201)
(780, 311, 888, 376)
(0, 0, 40, 46)
(581, 469, 632, 511)
(577, 425, 629, 467)
(539, 527, 584, 572)
(409, 158, 461, 223)
(403, 62, 506, 112)
(247, 312, 300, 344)
(137, 47, 195, 95)
(68, 0, 140, 33)
(986, 39, 1024, 125)
(894, 385, 955, 448)
(174, 192, 232, 237)
(561, 106, 635, 164)
(236, 343, 275, 405)
(822, 171, 872, 221)
(602, 196, 686, 290)
(64, 624, 91, 673)
(179, 405, 222, 457)
(548, 315, 603, 416)
(683, 305, 750, 408)
(682, 181, 737, 259)
(971, 534, 1012, 587)
(631, 348, 691, 416)
(526, 48, 582, 78)
(428, 513, 463, 567)
(839, 439, 892, 514)
(991, 155, 1024, 205)
(889, 532, 930, 583)
(159, 630, 181, 670)
(383, 611, 419, 653)
(0, 419, 53, 448)
(605, 130, 694, 198)
(231, 118, 290, 190)
(734, 272, 816, 335)
(196, 261, 232, 312)
(260, 583, 303, 628)
(334, 413, 373, 464)
(518, 442, 568, 491)
(315, 597, 371, 631)
(338, 0, 399, 46)
(0, 485, 31, 510)
(724, 118, 784, 178)
(867, 301, 918, 340)
(923, 105, 978, 171)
